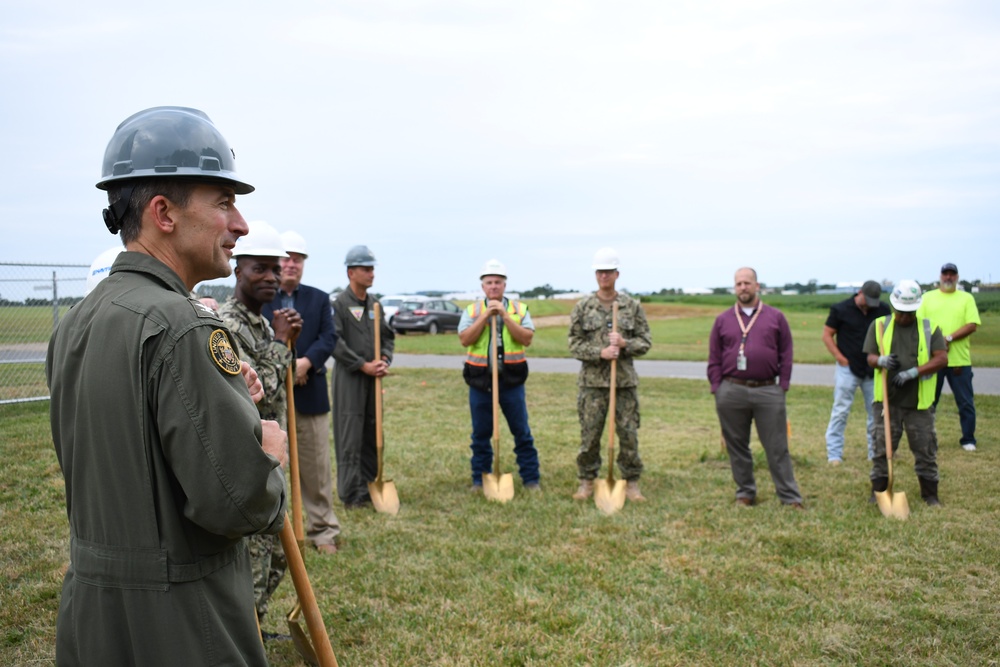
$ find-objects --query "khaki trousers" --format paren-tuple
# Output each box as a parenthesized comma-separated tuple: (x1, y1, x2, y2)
(295, 411, 340, 546)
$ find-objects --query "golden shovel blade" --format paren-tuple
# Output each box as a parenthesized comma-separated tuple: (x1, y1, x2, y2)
(482, 472, 514, 503)
(286, 601, 320, 666)
(594, 478, 627, 515)
(875, 489, 910, 520)
(369, 480, 400, 516)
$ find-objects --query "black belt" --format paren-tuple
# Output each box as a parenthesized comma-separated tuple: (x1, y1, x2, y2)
(724, 377, 776, 388)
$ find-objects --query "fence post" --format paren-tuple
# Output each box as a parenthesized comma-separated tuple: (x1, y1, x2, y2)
(52, 271, 59, 329)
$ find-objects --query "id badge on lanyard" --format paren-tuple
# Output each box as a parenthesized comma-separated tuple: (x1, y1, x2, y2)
(734, 303, 762, 372)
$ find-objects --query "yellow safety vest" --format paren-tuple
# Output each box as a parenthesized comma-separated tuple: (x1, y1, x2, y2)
(873, 314, 936, 409)
(464, 299, 527, 367)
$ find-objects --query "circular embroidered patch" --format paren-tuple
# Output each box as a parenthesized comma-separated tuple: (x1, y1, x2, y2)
(209, 329, 241, 375)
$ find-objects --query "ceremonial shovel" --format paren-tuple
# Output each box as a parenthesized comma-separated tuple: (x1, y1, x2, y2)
(482, 315, 514, 502)
(368, 302, 400, 515)
(594, 302, 627, 515)
(874, 320, 910, 521)
(280, 516, 340, 666)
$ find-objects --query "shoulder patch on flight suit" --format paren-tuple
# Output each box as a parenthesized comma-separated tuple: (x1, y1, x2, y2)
(209, 329, 242, 375)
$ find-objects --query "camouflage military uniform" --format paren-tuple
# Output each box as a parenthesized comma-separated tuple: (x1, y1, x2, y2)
(568, 292, 651, 481)
(218, 298, 293, 428)
(218, 297, 293, 620)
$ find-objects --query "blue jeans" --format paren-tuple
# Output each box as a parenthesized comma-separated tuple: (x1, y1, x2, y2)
(825, 364, 875, 462)
(934, 366, 976, 446)
(468, 384, 540, 485)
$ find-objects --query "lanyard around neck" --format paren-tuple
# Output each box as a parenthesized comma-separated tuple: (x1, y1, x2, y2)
(734, 302, 763, 356)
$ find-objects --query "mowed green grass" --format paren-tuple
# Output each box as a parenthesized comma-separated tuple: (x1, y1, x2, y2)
(396, 300, 1000, 366)
(4, 370, 1000, 666)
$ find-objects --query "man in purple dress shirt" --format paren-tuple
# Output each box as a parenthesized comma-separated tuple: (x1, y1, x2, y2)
(707, 267, 804, 509)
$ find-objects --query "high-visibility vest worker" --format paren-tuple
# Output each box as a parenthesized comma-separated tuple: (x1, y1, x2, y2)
(873, 314, 936, 410)
(464, 299, 528, 387)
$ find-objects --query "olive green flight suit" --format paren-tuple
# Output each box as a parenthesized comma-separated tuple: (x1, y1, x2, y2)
(47, 252, 286, 667)
(331, 288, 394, 505)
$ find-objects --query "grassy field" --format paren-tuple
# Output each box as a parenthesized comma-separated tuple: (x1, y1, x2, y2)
(396, 300, 1000, 367)
(3, 369, 1000, 665)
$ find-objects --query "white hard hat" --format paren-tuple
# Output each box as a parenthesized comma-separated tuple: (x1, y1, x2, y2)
(480, 259, 507, 279)
(85, 246, 124, 295)
(592, 247, 620, 270)
(889, 279, 922, 312)
(280, 231, 308, 258)
(232, 220, 288, 258)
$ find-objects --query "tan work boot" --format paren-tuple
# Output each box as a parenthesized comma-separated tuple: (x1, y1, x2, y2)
(625, 480, 647, 502)
(572, 479, 594, 500)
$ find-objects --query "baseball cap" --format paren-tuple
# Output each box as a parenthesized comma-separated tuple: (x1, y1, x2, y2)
(941, 262, 958, 273)
(860, 280, 882, 308)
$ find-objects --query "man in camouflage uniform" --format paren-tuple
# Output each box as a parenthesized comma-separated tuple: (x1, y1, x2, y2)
(219, 220, 302, 629)
(568, 248, 652, 501)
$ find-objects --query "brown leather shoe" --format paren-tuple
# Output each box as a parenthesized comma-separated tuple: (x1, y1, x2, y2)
(735, 497, 754, 507)
(625, 480, 646, 502)
(572, 479, 594, 500)
(787, 502, 806, 511)
(315, 543, 338, 555)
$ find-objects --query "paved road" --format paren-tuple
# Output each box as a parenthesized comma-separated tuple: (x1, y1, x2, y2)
(389, 354, 1000, 396)
(14, 344, 994, 395)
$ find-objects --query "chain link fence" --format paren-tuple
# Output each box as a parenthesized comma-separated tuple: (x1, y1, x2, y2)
(1, 262, 88, 404)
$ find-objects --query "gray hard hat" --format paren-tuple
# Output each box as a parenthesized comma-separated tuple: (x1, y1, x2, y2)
(96, 106, 254, 195)
(345, 245, 376, 267)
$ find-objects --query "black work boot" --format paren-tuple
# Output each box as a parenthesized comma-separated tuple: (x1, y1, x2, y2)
(869, 477, 888, 504)
(918, 477, 942, 506)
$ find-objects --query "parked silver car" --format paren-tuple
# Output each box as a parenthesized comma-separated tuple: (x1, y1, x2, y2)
(392, 299, 463, 335)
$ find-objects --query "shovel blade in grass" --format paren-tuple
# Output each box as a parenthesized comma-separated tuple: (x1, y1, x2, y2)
(594, 478, 626, 515)
(287, 602, 320, 666)
(875, 490, 910, 520)
(482, 471, 514, 503)
(369, 479, 400, 516)
(875, 483, 910, 520)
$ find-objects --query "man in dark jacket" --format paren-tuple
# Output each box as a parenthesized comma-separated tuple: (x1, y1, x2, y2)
(263, 230, 341, 552)
(47, 107, 287, 666)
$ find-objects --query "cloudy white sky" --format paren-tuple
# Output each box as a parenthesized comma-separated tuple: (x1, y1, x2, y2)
(2, 0, 998, 298)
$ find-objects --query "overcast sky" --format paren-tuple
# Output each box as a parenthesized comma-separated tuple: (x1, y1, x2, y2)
(2, 0, 998, 299)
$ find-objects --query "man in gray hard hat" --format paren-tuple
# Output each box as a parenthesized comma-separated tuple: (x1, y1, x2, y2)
(458, 259, 541, 492)
(568, 248, 651, 502)
(47, 107, 287, 666)
(218, 220, 302, 632)
(331, 245, 395, 508)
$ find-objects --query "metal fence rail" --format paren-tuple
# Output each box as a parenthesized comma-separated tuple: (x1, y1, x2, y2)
(1, 262, 88, 404)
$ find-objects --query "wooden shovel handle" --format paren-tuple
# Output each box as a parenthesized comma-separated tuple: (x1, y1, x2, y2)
(490, 315, 500, 470)
(279, 516, 339, 666)
(606, 302, 618, 484)
(374, 302, 384, 482)
(877, 320, 894, 482)
(286, 343, 304, 546)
